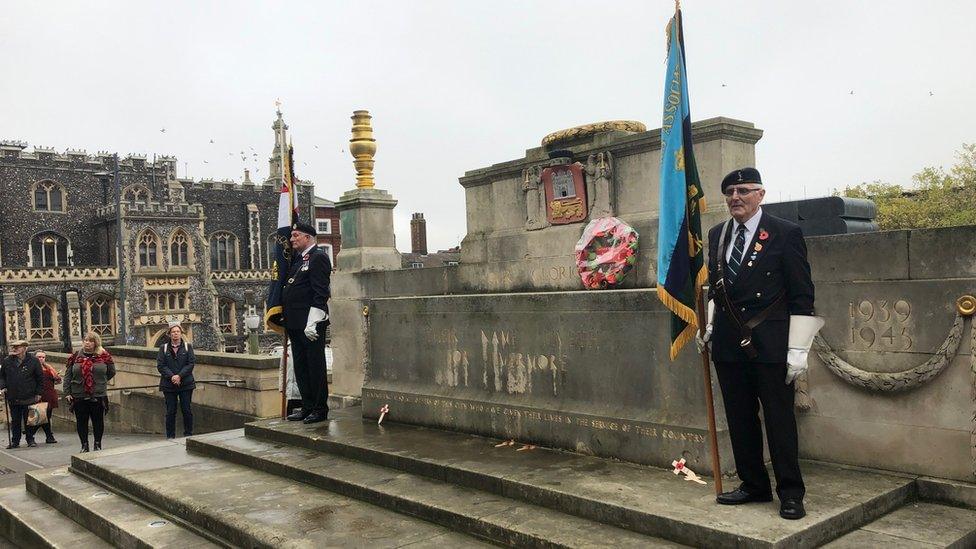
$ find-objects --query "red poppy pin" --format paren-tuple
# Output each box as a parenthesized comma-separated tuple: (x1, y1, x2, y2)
(758, 229, 769, 241)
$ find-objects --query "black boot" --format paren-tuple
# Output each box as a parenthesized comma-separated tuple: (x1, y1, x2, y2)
(81, 441, 90, 453)
(93, 441, 102, 451)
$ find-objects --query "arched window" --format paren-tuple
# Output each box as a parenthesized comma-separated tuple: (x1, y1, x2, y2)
(25, 296, 59, 342)
(33, 180, 66, 212)
(123, 185, 151, 203)
(86, 294, 116, 337)
(169, 229, 191, 268)
(218, 297, 236, 334)
(31, 232, 70, 267)
(138, 230, 161, 269)
(210, 232, 238, 271)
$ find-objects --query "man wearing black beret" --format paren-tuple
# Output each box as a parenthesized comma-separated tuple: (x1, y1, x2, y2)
(697, 167, 822, 520)
(282, 221, 332, 424)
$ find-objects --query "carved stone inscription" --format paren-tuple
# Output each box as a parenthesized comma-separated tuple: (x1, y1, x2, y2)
(424, 327, 567, 396)
(848, 299, 914, 350)
(363, 389, 708, 445)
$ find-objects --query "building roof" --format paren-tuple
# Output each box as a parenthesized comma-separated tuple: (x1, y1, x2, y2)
(314, 196, 336, 207)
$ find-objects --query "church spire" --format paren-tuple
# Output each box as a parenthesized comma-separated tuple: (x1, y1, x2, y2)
(267, 107, 289, 184)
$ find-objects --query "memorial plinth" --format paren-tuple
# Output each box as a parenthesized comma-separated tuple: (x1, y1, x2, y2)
(361, 289, 734, 474)
(335, 187, 400, 272)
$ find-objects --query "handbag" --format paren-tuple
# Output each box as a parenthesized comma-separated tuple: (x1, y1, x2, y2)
(26, 401, 49, 427)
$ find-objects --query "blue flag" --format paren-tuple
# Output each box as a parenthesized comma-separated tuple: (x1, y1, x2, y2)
(656, 10, 706, 360)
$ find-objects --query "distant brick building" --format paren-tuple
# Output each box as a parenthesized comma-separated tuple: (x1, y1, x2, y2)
(0, 111, 317, 352)
(400, 213, 460, 269)
(314, 196, 341, 267)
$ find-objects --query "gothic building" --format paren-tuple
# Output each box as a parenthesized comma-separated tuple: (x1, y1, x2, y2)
(0, 112, 314, 352)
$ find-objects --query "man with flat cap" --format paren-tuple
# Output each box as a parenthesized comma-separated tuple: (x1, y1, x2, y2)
(697, 167, 823, 520)
(282, 221, 332, 424)
(0, 340, 43, 448)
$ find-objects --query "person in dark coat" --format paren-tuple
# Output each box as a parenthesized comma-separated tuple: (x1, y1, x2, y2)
(63, 332, 116, 452)
(156, 322, 195, 438)
(698, 167, 820, 521)
(281, 221, 331, 424)
(0, 340, 43, 449)
(26, 350, 60, 444)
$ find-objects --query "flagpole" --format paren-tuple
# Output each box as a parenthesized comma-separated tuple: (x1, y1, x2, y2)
(696, 287, 723, 495)
(277, 102, 291, 419)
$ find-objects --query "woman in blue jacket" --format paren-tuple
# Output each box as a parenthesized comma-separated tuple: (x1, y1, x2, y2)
(156, 323, 195, 438)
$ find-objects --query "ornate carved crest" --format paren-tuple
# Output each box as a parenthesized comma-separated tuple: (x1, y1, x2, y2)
(542, 161, 588, 225)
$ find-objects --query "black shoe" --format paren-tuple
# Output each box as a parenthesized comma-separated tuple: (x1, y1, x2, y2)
(286, 410, 308, 421)
(81, 443, 90, 453)
(302, 411, 328, 424)
(46, 437, 57, 444)
(5, 443, 19, 449)
(716, 488, 774, 505)
(26, 440, 37, 448)
(780, 498, 805, 520)
(93, 442, 102, 451)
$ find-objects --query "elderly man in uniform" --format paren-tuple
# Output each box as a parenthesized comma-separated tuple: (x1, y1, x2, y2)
(697, 167, 823, 520)
(282, 222, 332, 424)
(0, 340, 43, 448)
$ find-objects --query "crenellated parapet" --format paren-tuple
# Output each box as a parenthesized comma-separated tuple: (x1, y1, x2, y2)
(97, 201, 206, 219)
(0, 266, 118, 283)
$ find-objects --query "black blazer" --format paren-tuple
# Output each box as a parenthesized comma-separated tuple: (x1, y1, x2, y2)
(280, 245, 332, 331)
(706, 212, 815, 363)
(157, 341, 196, 392)
(0, 353, 42, 404)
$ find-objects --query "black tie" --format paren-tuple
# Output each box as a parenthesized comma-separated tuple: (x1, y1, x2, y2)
(727, 225, 747, 282)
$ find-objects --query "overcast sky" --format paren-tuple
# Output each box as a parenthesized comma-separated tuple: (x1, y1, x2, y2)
(2, 1, 974, 251)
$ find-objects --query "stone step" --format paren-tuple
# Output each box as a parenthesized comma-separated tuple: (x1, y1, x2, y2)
(0, 485, 112, 549)
(26, 466, 221, 549)
(68, 439, 493, 548)
(824, 501, 976, 549)
(245, 413, 917, 549)
(186, 429, 686, 548)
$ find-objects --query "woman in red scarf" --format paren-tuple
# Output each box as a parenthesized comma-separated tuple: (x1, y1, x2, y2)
(63, 332, 116, 452)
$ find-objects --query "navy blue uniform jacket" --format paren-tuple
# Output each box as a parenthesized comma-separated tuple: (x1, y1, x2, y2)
(706, 212, 815, 363)
(281, 245, 332, 331)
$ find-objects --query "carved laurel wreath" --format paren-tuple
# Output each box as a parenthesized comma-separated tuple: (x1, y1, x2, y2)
(810, 295, 974, 393)
(799, 294, 975, 477)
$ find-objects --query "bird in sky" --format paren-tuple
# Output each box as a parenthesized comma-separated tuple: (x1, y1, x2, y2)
(203, 160, 209, 164)
(849, 90, 855, 95)
(209, 139, 215, 144)
(929, 91, 934, 96)
(721, 83, 727, 87)
(160, 128, 166, 133)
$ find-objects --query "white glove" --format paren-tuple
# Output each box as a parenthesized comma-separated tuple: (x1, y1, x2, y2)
(694, 300, 716, 354)
(785, 315, 825, 384)
(304, 307, 328, 341)
(785, 350, 808, 385)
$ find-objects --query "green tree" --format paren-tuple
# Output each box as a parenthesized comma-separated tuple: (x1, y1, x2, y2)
(838, 143, 976, 230)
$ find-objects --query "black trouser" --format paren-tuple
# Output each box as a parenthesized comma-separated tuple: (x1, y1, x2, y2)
(27, 405, 55, 441)
(8, 403, 32, 445)
(164, 390, 193, 438)
(714, 361, 805, 501)
(287, 328, 329, 415)
(73, 398, 105, 446)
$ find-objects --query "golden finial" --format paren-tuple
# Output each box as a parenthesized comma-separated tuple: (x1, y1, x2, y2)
(349, 110, 376, 189)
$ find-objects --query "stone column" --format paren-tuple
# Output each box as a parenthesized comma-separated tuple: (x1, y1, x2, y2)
(2, 293, 22, 349)
(334, 111, 401, 272)
(331, 110, 400, 407)
(65, 290, 83, 349)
